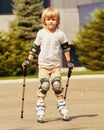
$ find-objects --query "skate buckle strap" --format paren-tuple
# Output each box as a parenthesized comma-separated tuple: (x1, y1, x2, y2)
(36, 105, 45, 111)
(57, 100, 66, 108)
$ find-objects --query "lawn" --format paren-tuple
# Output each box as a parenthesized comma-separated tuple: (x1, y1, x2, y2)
(61, 70, 104, 76)
(0, 69, 104, 80)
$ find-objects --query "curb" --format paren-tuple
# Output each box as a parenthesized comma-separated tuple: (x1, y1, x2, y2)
(0, 74, 104, 83)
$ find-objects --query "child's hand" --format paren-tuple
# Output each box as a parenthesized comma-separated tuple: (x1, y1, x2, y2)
(22, 59, 30, 69)
(67, 60, 74, 70)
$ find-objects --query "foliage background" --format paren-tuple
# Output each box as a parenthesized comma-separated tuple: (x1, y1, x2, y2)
(0, 0, 43, 76)
(72, 9, 104, 70)
(0, 2, 104, 76)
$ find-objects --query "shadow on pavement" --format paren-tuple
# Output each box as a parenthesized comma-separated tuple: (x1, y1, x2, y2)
(70, 114, 98, 120)
(45, 114, 98, 123)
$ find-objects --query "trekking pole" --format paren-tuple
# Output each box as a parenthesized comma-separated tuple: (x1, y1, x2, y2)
(64, 67, 72, 100)
(21, 65, 27, 119)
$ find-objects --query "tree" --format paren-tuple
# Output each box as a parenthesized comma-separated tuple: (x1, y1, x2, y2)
(73, 9, 104, 70)
(11, 0, 43, 41)
(0, 0, 43, 76)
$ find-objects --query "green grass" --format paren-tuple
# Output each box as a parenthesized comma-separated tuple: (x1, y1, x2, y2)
(0, 70, 104, 80)
(0, 74, 38, 80)
(61, 70, 104, 76)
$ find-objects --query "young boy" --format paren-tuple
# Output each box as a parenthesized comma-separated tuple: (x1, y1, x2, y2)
(22, 7, 74, 123)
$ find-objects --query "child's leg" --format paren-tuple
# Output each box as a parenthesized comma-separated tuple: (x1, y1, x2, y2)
(36, 98, 45, 123)
(51, 77, 70, 121)
(36, 66, 50, 123)
(57, 98, 70, 121)
(36, 78, 50, 123)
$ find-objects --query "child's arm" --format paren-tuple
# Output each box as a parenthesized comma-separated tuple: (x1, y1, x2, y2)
(22, 43, 40, 68)
(61, 42, 74, 70)
(61, 42, 70, 61)
(64, 51, 70, 61)
(27, 54, 34, 61)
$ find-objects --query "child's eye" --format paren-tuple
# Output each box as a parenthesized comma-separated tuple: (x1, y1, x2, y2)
(52, 19, 56, 21)
(46, 18, 50, 21)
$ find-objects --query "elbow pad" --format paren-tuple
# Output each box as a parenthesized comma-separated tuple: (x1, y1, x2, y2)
(61, 42, 70, 52)
(29, 43, 40, 56)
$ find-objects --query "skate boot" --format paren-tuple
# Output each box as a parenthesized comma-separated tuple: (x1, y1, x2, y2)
(57, 99, 70, 121)
(36, 100, 45, 123)
(37, 115, 44, 123)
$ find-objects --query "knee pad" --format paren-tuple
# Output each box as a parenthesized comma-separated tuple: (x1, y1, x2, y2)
(51, 77, 63, 94)
(40, 78, 50, 95)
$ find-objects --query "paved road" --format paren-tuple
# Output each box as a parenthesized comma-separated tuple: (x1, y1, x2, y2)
(0, 75, 104, 130)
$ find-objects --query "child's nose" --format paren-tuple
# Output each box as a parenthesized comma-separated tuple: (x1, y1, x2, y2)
(50, 19, 53, 22)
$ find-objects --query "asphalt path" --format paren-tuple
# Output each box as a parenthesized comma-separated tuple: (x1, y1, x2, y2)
(0, 75, 104, 130)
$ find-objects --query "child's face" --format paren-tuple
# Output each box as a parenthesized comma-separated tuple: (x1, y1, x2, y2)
(45, 17, 58, 32)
